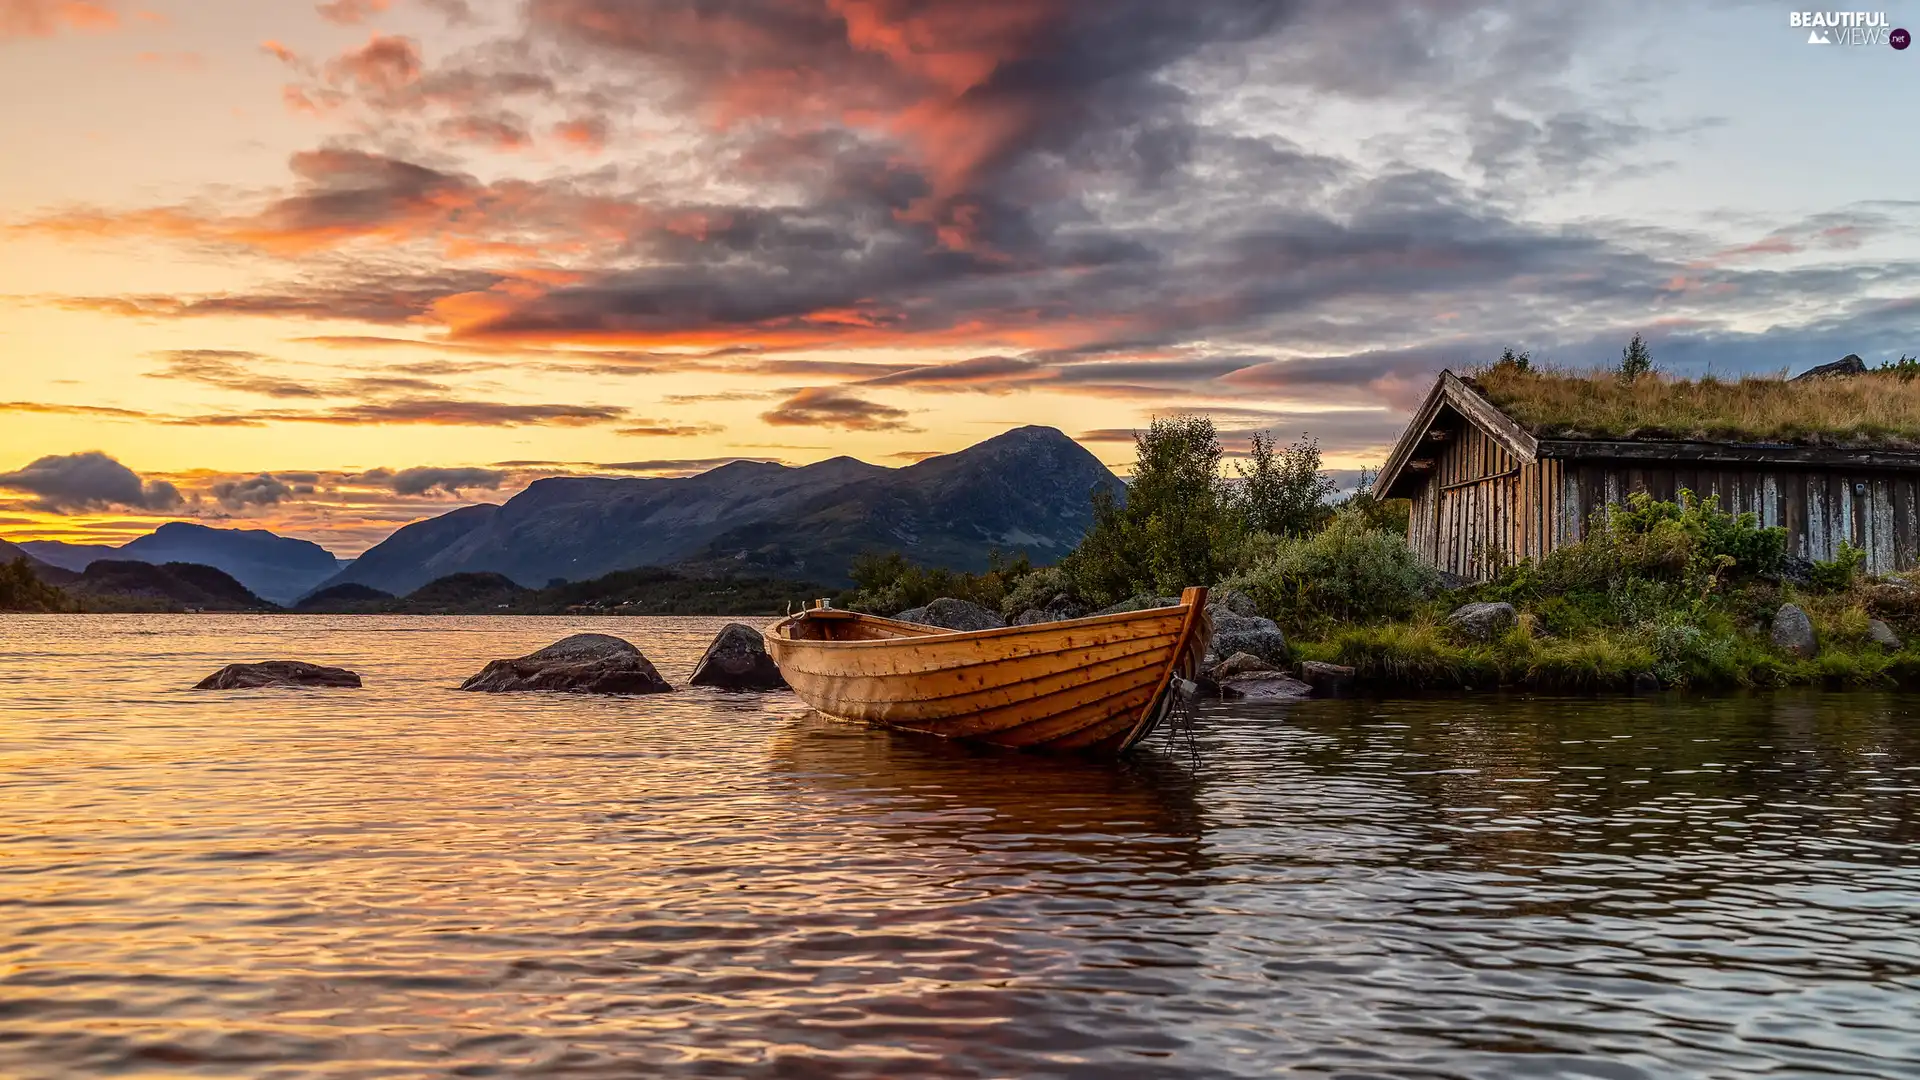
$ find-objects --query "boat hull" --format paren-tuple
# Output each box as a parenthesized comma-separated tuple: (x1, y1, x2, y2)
(765, 588, 1211, 754)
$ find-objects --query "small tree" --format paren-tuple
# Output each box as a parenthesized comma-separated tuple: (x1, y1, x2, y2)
(1618, 333, 1654, 382)
(1064, 415, 1239, 602)
(1236, 431, 1335, 537)
(1495, 346, 1532, 372)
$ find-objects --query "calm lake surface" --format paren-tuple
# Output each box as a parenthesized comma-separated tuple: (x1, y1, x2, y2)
(3, 614, 1918, 1079)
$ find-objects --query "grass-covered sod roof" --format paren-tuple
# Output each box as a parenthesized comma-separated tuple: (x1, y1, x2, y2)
(1469, 365, 1920, 449)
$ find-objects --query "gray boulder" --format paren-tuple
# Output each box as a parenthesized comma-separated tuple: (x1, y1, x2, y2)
(1770, 604, 1818, 658)
(460, 634, 672, 695)
(1207, 589, 1259, 619)
(894, 597, 1004, 632)
(1095, 594, 1180, 616)
(1219, 672, 1313, 702)
(1209, 612, 1289, 667)
(1299, 660, 1356, 697)
(1447, 602, 1517, 642)
(1208, 652, 1276, 679)
(1869, 618, 1903, 650)
(689, 623, 787, 691)
(195, 661, 361, 690)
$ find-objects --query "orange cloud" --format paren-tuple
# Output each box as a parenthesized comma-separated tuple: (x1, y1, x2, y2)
(1, 0, 119, 37)
(316, 0, 391, 25)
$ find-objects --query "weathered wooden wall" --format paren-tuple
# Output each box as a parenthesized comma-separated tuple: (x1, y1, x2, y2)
(1407, 424, 1570, 579)
(1409, 428, 1920, 580)
(1555, 463, 1920, 574)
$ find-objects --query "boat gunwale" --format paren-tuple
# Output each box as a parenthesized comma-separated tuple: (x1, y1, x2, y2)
(765, 602, 1194, 650)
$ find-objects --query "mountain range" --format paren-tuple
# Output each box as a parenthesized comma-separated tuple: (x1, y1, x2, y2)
(319, 426, 1119, 596)
(4, 426, 1119, 603)
(19, 523, 342, 605)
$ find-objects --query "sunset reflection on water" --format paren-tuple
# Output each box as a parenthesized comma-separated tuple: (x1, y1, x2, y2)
(3, 615, 1918, 1078)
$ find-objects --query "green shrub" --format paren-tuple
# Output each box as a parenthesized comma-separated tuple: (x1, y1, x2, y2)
(841, 549, 1033, 616)
(998, 565, 1073, 620)
(1219, 508, 1440, 633)
(1809, 541, 1865, 592)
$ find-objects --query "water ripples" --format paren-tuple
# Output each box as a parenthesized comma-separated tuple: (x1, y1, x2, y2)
(2, 614, 1918, 1077)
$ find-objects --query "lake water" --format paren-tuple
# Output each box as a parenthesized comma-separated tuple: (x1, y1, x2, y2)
(3, 615, 1918, 1079)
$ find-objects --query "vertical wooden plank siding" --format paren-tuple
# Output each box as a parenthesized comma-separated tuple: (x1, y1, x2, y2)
(1406, 427, 1920, 578)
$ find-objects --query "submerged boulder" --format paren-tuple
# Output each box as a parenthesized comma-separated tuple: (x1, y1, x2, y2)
(689, 623, 787, 691)
(1299, 660, 1356, 697)
(194, 661, 362, 690)
(460, 633, 672, 695)
(894, 598, 1004, 632)
(1447, 602, 1517, 642)
(1771, 604, 1818, 658)
(1218, 672, 1313, 702)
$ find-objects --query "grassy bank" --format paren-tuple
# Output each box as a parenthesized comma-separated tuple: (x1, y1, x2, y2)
(838, 412, 1920, 697)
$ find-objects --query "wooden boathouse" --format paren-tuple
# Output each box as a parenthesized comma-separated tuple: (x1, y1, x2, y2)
(1373, 367, 1920, 580)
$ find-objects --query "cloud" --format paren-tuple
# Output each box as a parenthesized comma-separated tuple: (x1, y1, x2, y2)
(174, 398, 628, 428)
(210, 474, 295, 508)
(1, 0, 119, 38)
(761, 387, 917, 432)
(614, 420, 725, 437)
(0, 452, 184, 513)
(316, 0, 390, 26)
(385, 466, 504, 495)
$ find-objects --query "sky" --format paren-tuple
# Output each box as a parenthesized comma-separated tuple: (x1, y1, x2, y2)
(0, 0, 1914, 555)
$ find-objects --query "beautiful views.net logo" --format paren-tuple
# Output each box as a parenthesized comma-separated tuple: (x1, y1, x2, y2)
(1789, 10, 1902, 44)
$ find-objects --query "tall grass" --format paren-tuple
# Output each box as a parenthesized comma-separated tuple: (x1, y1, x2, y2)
(1472, 365, 1920, 447)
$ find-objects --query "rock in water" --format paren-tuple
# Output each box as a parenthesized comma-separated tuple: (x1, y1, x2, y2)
(460, 633, 672, 695)
(195, 661, 362, 690)
(1869, 619, 1903, 650)
(1770, 604, 1818, 658)
(1218, 672, 1313, 702)
(689, 623, 787, 691)
(1210, 612, 1288, 667)
(1299, 661, 1356, 697)
(1631, 671, 1663, 695)
(1447, 602, 1517, 642)
(893, 598, 1004, 632)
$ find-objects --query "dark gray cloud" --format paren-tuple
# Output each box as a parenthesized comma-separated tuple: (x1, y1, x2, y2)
(761, 388, 918, 432)
(387, 466, 506, 495)
(210, 474, 296, 508)
(0, 452, 185, 513)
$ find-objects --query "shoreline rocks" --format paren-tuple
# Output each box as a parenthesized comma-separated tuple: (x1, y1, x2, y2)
(460, 633, 672, 695)
(1299, 661, 1356, 697)
(689, 623, 787, 691)
(195, 661, 362, 690)
(894, 598, 1004, 632)
(1771, 604, 1818, 658)
(1218, 672, 1313, 702)
(1447, 602, 1517, 642)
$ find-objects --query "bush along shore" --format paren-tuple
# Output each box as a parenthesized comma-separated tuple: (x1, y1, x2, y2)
(837, 416, 1920, 697)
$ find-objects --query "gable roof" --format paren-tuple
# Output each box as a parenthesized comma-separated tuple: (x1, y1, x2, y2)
(1374, 369, 1920, 498)
(1374, 371, 1537, 498)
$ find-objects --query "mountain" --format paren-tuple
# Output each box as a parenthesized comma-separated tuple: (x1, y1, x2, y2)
(22, 523, 340, 605)
(319, 426, 1119, 595)
(18, 539, 118, 572)
(63, 560, 275, 612)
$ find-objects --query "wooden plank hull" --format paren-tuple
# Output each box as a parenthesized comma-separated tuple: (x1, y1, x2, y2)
(765, 588, 1211, 755)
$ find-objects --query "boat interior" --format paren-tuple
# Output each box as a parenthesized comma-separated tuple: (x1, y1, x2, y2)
(775, 609, 955, 642)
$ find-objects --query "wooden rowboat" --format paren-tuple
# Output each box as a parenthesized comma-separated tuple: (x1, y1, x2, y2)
(764, 587, 1213, 754)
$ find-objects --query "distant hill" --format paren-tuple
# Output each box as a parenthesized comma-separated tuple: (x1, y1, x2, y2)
(64, 560, 276, 612)
(293, 583, 395, 613)
(317, 426, 1120, 595)
(389, 572, 534, 614)
(21, 523, 341, 604)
